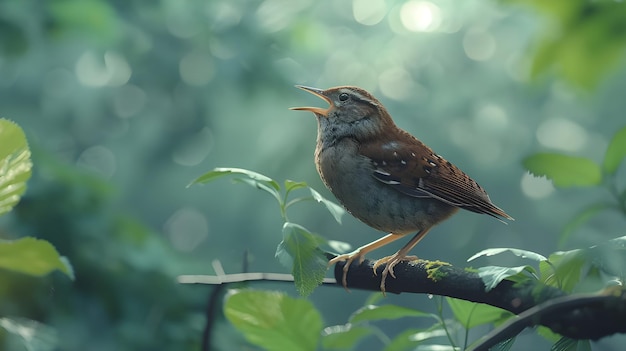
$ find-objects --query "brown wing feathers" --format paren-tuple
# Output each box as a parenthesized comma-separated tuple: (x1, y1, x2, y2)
(361, 133, 513, 221)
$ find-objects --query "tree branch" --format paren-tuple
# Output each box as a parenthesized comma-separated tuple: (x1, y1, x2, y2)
(179, 255, 626, 346)
(334, 258, 626, 341)
(470, 288, 626, 351)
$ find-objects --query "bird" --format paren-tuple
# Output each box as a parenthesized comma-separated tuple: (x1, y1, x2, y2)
(291, 85, 513, 293)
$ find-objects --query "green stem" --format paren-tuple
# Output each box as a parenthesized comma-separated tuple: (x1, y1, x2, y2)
(435, 296, 458, 349)
(463, 304, 478, 351)
(279, 198, 288, 222)
(607, 180, 626, 217)
(285, 196, 314, 209)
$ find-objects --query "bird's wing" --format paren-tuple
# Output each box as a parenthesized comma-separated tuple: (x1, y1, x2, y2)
(359, 131, 513, 221)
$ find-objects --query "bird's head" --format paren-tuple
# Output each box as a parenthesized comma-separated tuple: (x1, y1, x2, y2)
(291, 85, 395, 141)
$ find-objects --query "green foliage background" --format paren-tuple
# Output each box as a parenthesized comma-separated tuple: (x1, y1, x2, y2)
(1, 0, 626, 350)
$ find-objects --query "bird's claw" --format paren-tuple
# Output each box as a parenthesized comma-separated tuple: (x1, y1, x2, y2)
(328, 250, 367, 291)
(329, 251, 419, 294)
(374, 254, 419, 293)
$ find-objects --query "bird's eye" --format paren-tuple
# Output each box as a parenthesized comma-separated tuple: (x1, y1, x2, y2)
(339, 93, 349, 101)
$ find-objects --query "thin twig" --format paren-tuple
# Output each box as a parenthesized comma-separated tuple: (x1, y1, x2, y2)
(201, 282, 224, 351)
(200, 259, 228, 351)
(178, 273, 337, 285)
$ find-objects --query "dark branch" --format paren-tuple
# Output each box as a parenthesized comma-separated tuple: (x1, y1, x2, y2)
(334, 258, 626, 341)
(470, 289, 626, 351)
(179, 255, 626, 345)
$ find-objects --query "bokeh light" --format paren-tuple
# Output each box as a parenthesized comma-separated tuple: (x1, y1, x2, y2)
(400, 1, 442, 32)
(463, 28, 496, 61)
(536, 118, 588, 152)
(353, 0, 387, 26)
(164, 207, 209, 252)
(75, 51, 131, 87)
(520, 172, 555, 199)
(113, 84, 147, 119)
(179, 51, 215, 86)
(76, 145, 117, 179)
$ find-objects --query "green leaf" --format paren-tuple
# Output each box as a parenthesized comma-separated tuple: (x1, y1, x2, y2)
(189, 167, 281, 203)
(559, 203, 613, 247)
(189, 167, 280, 190)
(321, 324, 372, 350)
(0, 119, 32, 216)
(468, 248, 547, 262)
(275, 222, 327, 296)
(364, 292, 385, 306)
(409, 344, 456, 351)
(231, 177, 282, 204)
(551, 337, 591, 351)
(523, 153, 602, 188)
(384, 326, 448, 351)
(384, 328, 426, 351)
(541, 237, 626, 292)
(537, 326, 562, 343)
(476, 265, 536, 292)
(224, 289, 322, 351)
(350, 305, 433, 324)
(0, 237, 74, 279)
(446, 298, 513, 329)
(586, 236, 626, 277)
(603, 126, 626, 174)
(524, 3, 626, 89)
(529, 36, 560, 80)
(0, 317, 58, 351)
(48, 0, 121, 44)
(540, 250, 586, 292)
(285, 179, 308, 193)
(310, 188, 345, 224)
(558, 18, 625, 89)
(489, 337, 516, 351)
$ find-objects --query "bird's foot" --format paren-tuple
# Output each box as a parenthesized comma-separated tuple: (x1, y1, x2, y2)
(328, 249, 368, 290)
(372, 254, 419, 293)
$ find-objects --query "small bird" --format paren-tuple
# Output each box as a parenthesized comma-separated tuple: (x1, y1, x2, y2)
(291, 85, 513, 293)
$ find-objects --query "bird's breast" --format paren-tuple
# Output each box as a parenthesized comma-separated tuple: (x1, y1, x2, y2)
(315, 139, 457, 234)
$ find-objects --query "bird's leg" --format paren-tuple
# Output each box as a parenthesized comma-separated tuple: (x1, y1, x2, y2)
(373, 227, 432, 293)
(328, 233, 404, 289)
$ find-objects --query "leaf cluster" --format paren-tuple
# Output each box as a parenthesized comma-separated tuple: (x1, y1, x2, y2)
(524, 126, 626, 245)
(502, 0, 626, 89)
(190, 167, 346, 296)
(0, 119, 73, 350)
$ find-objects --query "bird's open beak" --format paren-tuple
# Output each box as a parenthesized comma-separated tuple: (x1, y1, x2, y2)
(290, 85, 331, 117)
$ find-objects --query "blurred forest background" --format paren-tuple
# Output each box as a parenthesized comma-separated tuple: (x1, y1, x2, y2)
(1, 0, 626, 350)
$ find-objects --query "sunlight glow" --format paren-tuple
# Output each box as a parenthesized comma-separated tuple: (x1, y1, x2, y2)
(400, 1, 441, 32)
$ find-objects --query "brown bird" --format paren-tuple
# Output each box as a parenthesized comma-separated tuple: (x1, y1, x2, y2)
(291, 85, 513, 293)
